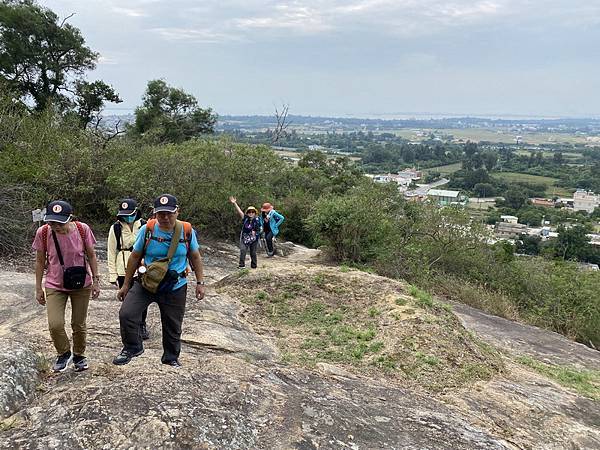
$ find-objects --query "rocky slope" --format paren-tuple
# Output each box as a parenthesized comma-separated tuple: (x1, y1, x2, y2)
(0, 241, 598, 449)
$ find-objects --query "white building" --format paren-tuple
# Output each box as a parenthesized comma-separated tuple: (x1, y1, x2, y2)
(427, 189, 461, 205)
(500, 215, 518, 224)
(573, 190, 600, 213)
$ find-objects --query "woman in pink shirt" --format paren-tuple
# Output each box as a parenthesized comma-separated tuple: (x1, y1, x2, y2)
(32, 200, 100, 372)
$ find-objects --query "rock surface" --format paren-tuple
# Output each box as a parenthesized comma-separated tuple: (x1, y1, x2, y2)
(0, 340, 39, 420)
(0, 241, 598, 449)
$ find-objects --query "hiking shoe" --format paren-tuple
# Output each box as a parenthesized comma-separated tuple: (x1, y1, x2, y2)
(140, 323, 150, 341)
(73, 355, 89, 372)
(238, 265, 246, 269)
(163, 359, 182, 369)
(112, 348, 144, 366)
(52, 351, 72, 372)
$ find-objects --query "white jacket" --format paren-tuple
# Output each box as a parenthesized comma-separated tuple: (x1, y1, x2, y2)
(107, 219, 144, 283)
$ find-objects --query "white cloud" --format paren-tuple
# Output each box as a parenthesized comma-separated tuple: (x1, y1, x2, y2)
(110, 6, 148, 17)
(98, 54, 119, 65)
(151, 27, 244, 44)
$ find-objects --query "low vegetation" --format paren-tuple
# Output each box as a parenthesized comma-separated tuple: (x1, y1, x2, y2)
(516, 356, 600, 400)
(219, 266, 503, 393)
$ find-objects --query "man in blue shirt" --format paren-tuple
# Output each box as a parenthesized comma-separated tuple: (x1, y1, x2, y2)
(113, 194, 205, 368)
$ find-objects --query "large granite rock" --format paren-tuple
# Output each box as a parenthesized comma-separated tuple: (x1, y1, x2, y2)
(0, 243, 598, 449)
(0, 339, 40, 419)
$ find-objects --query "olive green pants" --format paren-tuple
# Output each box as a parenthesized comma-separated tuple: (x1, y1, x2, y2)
(45, 287, 91, 356)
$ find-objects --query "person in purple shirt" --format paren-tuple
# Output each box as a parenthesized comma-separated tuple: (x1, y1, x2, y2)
(32, 200, 100, 373)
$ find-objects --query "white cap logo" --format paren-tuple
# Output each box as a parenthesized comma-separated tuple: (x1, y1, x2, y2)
(121, 202, 129, 209)
(52, 205, 62, 213)
(160, 196, 169, 205)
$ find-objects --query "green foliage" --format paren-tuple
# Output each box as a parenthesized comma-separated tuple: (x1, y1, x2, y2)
(503, 186, 529, 209)
(72, 80, 122, 128)
(553, 224, 599, 264)
(306, 182, 402, 263)
(0, 0, 111, 114)
(106, 138, 285, 239)
(130, 79, 216, 143)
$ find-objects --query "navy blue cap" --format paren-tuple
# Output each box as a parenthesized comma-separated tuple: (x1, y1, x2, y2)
(153, 194, 178, 213)
(117, 198, 138, 216)
(43, 200, 73, 223)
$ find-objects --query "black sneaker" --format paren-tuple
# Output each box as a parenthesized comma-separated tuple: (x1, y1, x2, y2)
(52, 351, 72, 372)
(163, 359, 182, 369)
(140, 323, 150, 341)
(73, 355, 89, 372)
(112, 348, 144, 366)
(238, 265, 246, 269)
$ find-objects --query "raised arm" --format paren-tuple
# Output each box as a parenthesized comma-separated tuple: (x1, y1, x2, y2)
(229, 196, 244, 219)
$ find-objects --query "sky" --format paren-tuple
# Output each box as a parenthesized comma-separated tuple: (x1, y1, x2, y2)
(40, 0, 600, 118)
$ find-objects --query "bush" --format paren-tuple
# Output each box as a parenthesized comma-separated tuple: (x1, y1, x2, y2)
(306, 182, 401, 263)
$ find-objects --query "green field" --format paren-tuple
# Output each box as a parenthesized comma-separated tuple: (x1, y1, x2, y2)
(391, 128, 590, 145)
(492, 172, 573, 197)
(424, 162, 462, 175)
(514, 149, 582, 160)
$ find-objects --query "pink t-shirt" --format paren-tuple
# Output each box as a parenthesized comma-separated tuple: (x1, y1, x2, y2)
(32, 222, 97, 291)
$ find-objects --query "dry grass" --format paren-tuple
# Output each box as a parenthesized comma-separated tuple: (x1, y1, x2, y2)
(219, 265, 504, 393)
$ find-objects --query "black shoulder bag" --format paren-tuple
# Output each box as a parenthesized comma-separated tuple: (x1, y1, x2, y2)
(52, 229, 88, 290)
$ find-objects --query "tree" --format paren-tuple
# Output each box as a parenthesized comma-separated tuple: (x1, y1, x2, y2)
(554, 224, 597, 263)
(516, 235, 541, 255)
(0, 0, 97, 111)
(473, 182, 496, 197)
(271, 103, 290, 144)
(131, 79, 216, 143)
(482, 150, 498, 171)
(298, 150, 328, 171)
(504, 186, 528, 210)
(72, 80, 121, 128)
(553, 152, 564, 165)
(464, 141, 478, 158)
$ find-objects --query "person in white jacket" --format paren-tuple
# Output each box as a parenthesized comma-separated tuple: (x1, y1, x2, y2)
(107, 199, 150, 339)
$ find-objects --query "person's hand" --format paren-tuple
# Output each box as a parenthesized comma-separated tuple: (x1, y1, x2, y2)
(196, 283, 205, 300)
(229, 196, 237, 204)
(92, 283, 101, 299)
(117, 285, 130, 302)
(36, 288, 46, 305)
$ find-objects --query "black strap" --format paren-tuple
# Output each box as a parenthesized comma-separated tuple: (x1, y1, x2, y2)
(51, 230, 65, 267)
(114, 221, 123, 251)
(115, 219, 146, 252)
(51, 229, 86, 270)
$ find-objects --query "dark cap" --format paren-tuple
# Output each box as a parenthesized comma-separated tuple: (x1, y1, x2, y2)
(153, 194, 178, 213)
(43, 200, 73, 223)
(117, 198, 138, 216)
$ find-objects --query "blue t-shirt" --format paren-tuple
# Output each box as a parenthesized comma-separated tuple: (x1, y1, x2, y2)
(133, 223, 200, 290)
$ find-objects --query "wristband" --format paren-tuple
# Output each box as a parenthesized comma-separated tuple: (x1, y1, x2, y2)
(197, 281, 205, 285)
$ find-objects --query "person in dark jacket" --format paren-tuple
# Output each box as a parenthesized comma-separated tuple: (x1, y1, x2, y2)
(229, 196, 261, 269)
